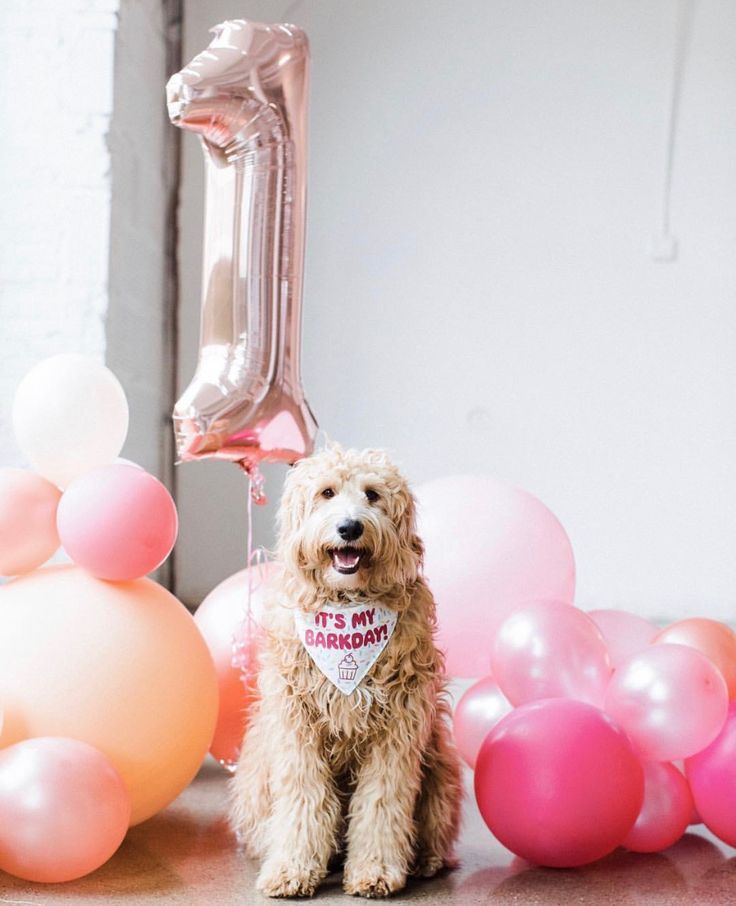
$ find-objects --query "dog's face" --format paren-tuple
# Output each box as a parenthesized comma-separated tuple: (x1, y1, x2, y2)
(277, 446, 423, 599)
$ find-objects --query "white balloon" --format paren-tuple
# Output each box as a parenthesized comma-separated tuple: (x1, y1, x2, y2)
(12, 354, 129, 488)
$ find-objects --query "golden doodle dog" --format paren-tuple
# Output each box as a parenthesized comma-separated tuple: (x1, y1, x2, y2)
(230, 445, 463, 898)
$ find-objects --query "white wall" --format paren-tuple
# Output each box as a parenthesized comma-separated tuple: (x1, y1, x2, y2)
(0, 0, 176, 485)
(0, 0, 119, 467)
(176, 0, 736, 623)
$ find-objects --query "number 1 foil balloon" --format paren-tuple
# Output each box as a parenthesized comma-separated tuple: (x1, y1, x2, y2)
(166, 20, 318, 477)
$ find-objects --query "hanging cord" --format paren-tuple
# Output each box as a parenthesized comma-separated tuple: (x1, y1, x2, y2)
(651, 0, 695, 261)
(226, 466, 271, 771)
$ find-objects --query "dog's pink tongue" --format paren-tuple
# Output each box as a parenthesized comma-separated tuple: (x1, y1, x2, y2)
(335, 550, 360, 568)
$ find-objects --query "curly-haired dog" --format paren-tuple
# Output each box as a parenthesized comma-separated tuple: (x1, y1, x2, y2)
(230, 445, 463, 898)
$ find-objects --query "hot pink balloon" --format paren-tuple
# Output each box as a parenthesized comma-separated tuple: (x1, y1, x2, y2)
(194, 562, 278, 768)
(57, 464, 178, 581)
(622, 761, 693, 853)
(686, 703, 736, 847)
(474, 698, 643, 868)
(0, 737, 130, 882)
(605, 644, 728, 761)
(491, 600, 611, 707)
(588, 608, 659, 669)
(453, 676, 512, 768)
(415, 476, 575, 677)
(0, 468, 61, 576)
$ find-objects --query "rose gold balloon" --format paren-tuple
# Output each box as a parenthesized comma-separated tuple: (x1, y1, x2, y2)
(167, 20, 317, 471)
(654, 618, 736, 699)
(0, 737, 130, 883)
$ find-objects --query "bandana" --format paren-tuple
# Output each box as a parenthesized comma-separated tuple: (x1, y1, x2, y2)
(293, 601, 397, 694)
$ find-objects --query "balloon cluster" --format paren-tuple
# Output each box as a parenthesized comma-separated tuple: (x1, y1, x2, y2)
(454, 594, 736, 867)
(0, 354, 218, 883)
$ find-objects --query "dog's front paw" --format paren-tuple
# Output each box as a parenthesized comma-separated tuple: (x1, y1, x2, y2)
(412, 852, 458, 878)
(343, 861, 406, 898)
(256, 860, 323, 898)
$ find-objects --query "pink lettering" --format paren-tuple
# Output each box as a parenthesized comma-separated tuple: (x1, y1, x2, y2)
(352, 632, 364, 649)
(339, 634, 352, 650)
(326, 633, 338, 650)
(334, 612, 346, 629)
(305, 629, 314, 645)
(314, 631, 326, 648)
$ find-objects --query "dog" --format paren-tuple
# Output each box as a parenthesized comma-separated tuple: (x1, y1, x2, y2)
(230, 444, 463, 898)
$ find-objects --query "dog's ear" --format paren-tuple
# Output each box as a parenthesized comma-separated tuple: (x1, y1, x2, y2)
(395, 483, 424, 584)
(276, 466, 308, 575)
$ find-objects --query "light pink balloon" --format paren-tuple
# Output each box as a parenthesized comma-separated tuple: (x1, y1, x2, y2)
(0, 468, 61, 576)
(686, 702, 736, 846)
(453, 676, 512, 768)
(605, 644, 729, 761)
(415, 476, 576, 677)
(622, 761, 693, 853)
(491, 600, 611, 707)
(194, 562, 278, 768)
(588, 608, 659, 669)
(0, 737, 130, 882)
(57, 464, 178, 581)
(474, 698, 643, 868)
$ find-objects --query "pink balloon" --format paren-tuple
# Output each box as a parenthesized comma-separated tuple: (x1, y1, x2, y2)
(491, 600, 611, 707)
(686, 703, 736, 846)
(474, 698, 643, 867)
(453, 676, 512, 768)
(194, 562, 278, 768)
(588, 608, 659, 668)
(0, 468, 61, 575)
(0, 737, 130, 882)
(605, 644, 728, 761)
(415, 476, 576, 677)
(57, 464, 178, 580)
(622, 762, 693, 853)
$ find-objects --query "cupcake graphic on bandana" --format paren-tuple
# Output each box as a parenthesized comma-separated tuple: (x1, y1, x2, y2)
(338, 653, 358, 682)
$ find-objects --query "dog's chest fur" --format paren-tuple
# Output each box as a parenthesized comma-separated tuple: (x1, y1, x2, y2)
(267, 604, 431, 766)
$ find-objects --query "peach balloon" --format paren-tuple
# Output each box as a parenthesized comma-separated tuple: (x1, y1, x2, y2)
(0, 565, 218, 825)
(0, 468, 61, 575)
(654, 618, 736, 699)
(194, 562, 277, 767)
(0, 737, 130, 882)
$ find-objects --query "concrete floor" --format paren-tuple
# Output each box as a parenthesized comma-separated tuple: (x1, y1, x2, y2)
(2, 759, 736, 906)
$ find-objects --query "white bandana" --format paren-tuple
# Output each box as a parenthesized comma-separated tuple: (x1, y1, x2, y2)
(293, 601, 397, 694)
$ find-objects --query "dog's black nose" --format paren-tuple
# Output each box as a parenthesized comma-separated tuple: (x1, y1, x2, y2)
(337, 519, 364, 542)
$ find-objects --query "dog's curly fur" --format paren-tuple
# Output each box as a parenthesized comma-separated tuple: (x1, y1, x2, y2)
(229, 445, 463, 898)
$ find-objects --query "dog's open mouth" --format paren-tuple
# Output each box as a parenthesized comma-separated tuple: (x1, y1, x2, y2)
(329, 546, 368, 575)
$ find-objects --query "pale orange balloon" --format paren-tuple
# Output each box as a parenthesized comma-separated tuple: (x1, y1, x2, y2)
(194, 563, 277, 768)
(0, 565, 218, 824)
(0, 468, 61, 575)
(654, 618, 736, 699)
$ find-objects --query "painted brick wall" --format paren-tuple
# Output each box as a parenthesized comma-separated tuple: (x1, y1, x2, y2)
(0, 0, 121, 467)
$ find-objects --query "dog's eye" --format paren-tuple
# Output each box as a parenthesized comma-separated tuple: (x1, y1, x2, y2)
(365, 488, 380, 503)
(321, 487, 335, 499)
